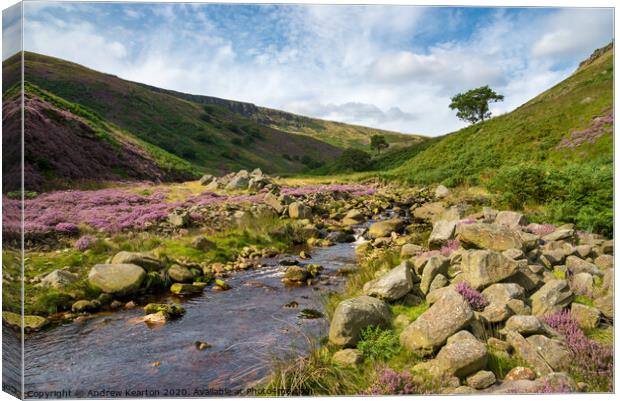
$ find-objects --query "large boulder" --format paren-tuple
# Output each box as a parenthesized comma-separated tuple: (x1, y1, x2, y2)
(288, 202, 312, 220)
(457, 223, 523, 251)
(199, 174, 215, 185)
(2, 311, 49, 333)
(342, 209, 365, 226)
(460, 250, 520, 290)
(363, 261, 414, 301)
(413, 202, 446, 221)
(494, 211, 527, 229)
(368, 218, 404, 239)
(530, 280, 573, 316)
(435, 185, 450, 199)
(428, 220, 457, 249)
(434, 331, 488, 378)
(400, 289, 473, 355)
(111, 251, 163, 272)
(328, 296, 392, 347)
(88, 264, 146, 295)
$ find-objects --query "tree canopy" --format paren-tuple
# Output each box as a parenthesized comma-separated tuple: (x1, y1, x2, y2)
(449, 85, 504, 124)
(370, 134, 389, 155)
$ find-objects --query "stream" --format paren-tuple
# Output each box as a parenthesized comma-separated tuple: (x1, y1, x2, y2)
(17, 228, 368, 398)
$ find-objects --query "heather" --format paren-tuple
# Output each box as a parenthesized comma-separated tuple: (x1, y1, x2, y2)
(454, 281, 488, 311)
(543, 310, 613, 392)
(4, 183, 373, 236)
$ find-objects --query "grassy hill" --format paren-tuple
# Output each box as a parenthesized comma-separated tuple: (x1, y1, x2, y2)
(380, 43, 613, 235)
(5, 52, 423, 186)
(139, 83, 423, 150)
(384, 44, 613, 185)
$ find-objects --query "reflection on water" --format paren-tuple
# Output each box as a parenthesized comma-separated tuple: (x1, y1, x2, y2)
(22, 240, 361, 397)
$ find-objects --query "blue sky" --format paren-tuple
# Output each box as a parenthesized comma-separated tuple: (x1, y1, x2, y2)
(3, 2, 614, 135)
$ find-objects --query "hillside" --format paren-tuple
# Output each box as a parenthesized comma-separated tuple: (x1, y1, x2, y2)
(3, 52, 423, 190)
(139, 83, 423, 149)
(384, 43, 613, 185)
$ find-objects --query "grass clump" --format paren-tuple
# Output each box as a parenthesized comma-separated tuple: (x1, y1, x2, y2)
(390, 303, 429, 322)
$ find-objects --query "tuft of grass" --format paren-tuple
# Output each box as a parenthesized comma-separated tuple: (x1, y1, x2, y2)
(390, 303, 429, 322)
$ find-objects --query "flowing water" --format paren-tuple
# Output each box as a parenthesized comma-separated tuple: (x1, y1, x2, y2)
(18, 232, 366, 398)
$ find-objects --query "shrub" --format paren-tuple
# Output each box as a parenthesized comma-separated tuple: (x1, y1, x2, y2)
(357, 326, 401, 362)
(542, 310, 613, 392)
(75, 235, 97, 251)
(336, 148, 372, 172)
(487, 164, 547, 209)
(454, 281, 488, 311)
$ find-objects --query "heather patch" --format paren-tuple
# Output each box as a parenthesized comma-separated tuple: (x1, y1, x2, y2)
(454, 281, 489, 311)
(556, 112, 613, 150)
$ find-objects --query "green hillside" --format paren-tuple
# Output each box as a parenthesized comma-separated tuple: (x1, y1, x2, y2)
(385, 44, 613, 185)
(14, 52, 423, 178)
(381, 43, 613, 235)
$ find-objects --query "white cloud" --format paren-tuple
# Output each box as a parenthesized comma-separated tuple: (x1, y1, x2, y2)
(18, 4, 614, 136)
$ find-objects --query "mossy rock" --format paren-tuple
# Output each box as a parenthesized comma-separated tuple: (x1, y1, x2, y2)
(143, 303, 186, 318)
(170, 283, 203, 295)
(2, 311, 49, 332)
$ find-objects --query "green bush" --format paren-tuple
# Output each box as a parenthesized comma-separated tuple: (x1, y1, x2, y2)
(486, 161, 612, 236)
(357, 326, 401, 362)
(336, 148, 372, 172)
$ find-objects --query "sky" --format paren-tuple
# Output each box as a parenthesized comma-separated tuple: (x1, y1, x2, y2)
(2, 2, 614, 135)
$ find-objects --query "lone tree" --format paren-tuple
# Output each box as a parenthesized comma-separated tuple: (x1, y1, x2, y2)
(370, 134, 389, 155)
(449, 85, 504, 124)
(338, 148, 372, 172)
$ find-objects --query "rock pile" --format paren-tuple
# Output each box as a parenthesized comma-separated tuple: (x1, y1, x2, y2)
(327, 189, 613, 394)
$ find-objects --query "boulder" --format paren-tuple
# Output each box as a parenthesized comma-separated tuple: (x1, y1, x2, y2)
(328, 296, 392, 347)
(504, 366, 536, 381)
(144, 303, 186, 318)
(363, 261, 414, 301)
(332, 349, 364, 366)
(199, 174, 215, 185)
(111, 251, 163, 272)
(168, 210, 190, 228)
(428, 220, 457, 249)
(466, 370, 496, 390)
(170, 283, 203, 295)
(326, 231, 355, 243)
(225, 173, 250, 190)
(526, 335, 572, 371)
(565, 256, 602, 277)
(571, 272, 594, 296)
(542, 229, 574, 242)
(401, 243, 423, 258)
(506, 331, 553, 377)
(594, 294, 613, 319)
(288, 202, 312, 220)
(457, 223, 523, 252)
(38, 269, 79, 290)
(420, 255, 449, 294)
(368, 218, 404, 239)
(503, 315, 544, 335)
(434, 331, 488, 378)
(530, 280, 573, 316)
(283, 265, 310, 282)
(400, 289, 473, 355)
(263, 192, 285, 214)
(71, 300, 98, 313)
(191, 236, 215, 252)
(460, 250, 520, 290)
(413, 202, 446, 221)
(167, 264, 195, 283)
(435, 185, 450, 199)
(594, 254, 613, 269)
(88, 264, 146, 296)
(494, 211, 527, 228)
(480, 283, 525, 323)
(2, 311, 49, 333)
(342, 209, 365, 226)
(429, 274, 449, 292)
